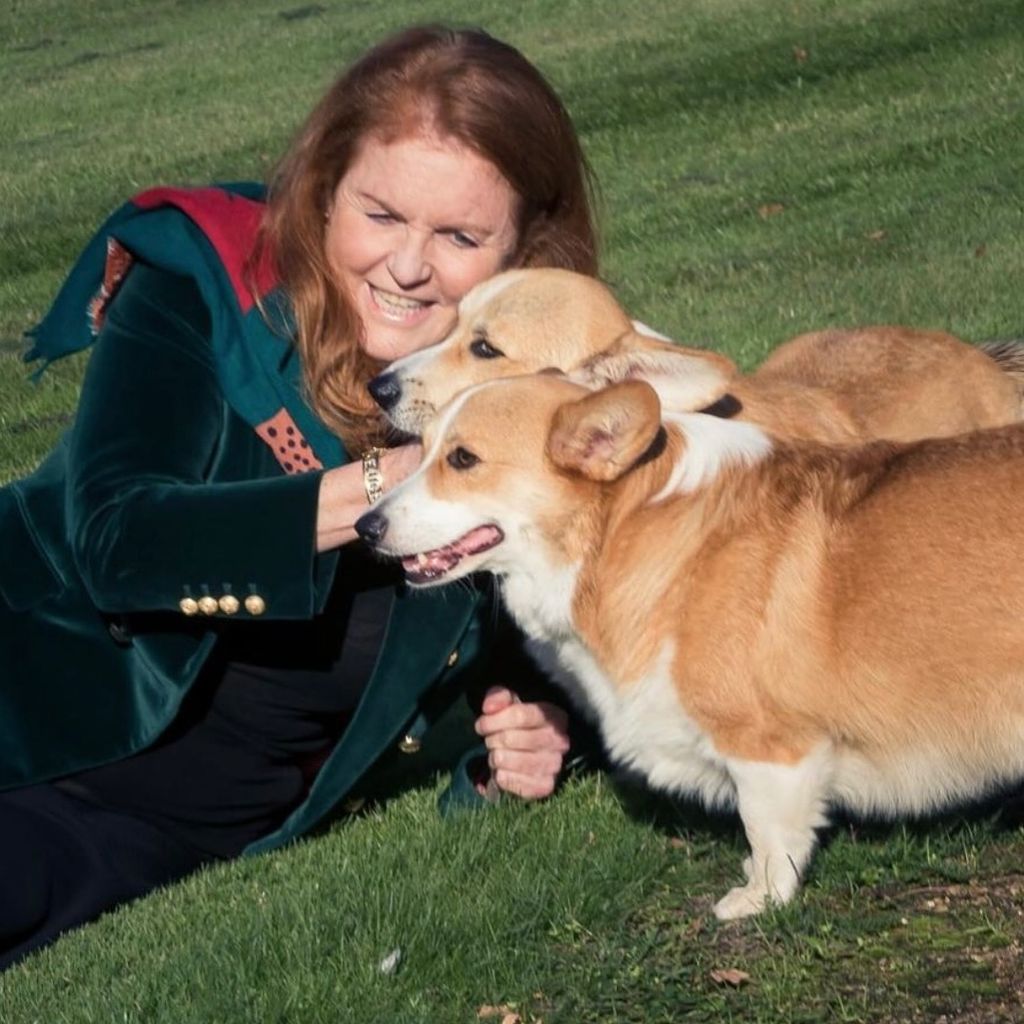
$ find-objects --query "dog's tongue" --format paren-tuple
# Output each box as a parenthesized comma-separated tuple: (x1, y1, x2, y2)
(401, 525, 504, 583)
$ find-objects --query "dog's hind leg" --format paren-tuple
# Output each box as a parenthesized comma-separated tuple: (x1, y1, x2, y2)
(713, 746, 833, 920)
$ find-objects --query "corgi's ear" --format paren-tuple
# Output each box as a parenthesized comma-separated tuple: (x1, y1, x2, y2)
(573, 329, 736, 411)
(548, 380, 663, 482)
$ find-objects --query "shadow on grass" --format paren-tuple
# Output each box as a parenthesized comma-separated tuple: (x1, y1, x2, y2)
(567, 0, 1022, 135)
(609, 765, 1024, 861)
(608, 769, 746, 844)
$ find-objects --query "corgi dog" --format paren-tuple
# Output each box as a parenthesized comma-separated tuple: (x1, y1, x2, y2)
(355, 374, 1024, 919)
(368, 268, 1024, 444)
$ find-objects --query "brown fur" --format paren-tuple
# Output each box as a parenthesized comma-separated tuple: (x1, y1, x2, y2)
(547, 382, 1024, 771)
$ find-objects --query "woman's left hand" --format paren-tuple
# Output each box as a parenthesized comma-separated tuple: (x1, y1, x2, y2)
(474, 686, 571, 800)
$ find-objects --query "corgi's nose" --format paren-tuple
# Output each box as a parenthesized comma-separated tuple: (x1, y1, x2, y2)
(355, 510, 388, 545)
(368, 372, 401, 410)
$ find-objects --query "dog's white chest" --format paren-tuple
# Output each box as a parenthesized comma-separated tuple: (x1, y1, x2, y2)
(531, 636, 737, 809)
(502, 560, 734, 807)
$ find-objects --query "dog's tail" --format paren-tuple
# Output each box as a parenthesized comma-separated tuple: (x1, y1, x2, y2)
(980, 338, 1024, 415)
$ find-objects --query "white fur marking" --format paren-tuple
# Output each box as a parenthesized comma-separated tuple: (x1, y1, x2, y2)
(371, 385, 492, 557)
(631, 318, 674, 342)
(653, 413, 773, 502)
(509, 630, 738, 811)
(459, 270, 526, 317)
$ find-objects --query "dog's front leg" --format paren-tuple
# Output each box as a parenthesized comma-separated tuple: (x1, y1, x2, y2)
(713, 748, 832, 920)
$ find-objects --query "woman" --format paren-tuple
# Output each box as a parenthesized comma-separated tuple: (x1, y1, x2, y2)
(0, 25, 599, 969)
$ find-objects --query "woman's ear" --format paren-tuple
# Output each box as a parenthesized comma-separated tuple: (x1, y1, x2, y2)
(547, 379, 663, 482)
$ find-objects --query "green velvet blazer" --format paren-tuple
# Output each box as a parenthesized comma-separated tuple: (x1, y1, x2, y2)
(0, 190, 505, 854)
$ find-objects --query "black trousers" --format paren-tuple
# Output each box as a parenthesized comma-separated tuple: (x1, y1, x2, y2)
(0, 784, 212, 972)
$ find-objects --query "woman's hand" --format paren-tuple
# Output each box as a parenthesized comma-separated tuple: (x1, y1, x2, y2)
(316, 441, 422, 552)
(474, 687, 571, 800)
(379, 442, 423, 489)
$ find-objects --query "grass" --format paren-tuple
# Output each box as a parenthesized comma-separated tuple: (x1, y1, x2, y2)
(2, 0, 1024, 1019)
(5, 777, 1024, 1022)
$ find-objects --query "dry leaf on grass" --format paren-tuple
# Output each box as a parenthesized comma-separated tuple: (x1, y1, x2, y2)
(866, 229, 887, 241)
(710, 967, 751, 987)
(758, 202, 785, 219)
(793, 45, 809, 63)
(478, 1005, 520, 1022)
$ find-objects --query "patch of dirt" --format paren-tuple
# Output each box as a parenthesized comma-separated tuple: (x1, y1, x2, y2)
(876, 874, 1024, 1023)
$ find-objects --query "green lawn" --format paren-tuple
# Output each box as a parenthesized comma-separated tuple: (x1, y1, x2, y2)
(3, 0, 1024, 1020)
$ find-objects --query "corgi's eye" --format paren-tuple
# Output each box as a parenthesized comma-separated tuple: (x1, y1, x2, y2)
(447, 446, 480, 470)
(469, 336, 504, 359)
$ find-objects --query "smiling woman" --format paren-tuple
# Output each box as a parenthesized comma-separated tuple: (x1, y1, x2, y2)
(0, 24, 598, 970)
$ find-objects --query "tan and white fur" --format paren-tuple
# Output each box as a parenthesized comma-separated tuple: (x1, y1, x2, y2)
(369, 268, 1024, 443)
(356, 374, 1024, 919)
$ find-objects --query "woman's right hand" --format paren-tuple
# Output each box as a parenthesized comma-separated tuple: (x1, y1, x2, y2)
(315, 441, 422, 553)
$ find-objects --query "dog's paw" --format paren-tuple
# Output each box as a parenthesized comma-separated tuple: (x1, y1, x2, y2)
(713, 883, 768, 921)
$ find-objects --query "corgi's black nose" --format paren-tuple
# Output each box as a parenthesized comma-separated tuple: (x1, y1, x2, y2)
(368, 372, 401, 410)
(354, 510, 388, 545)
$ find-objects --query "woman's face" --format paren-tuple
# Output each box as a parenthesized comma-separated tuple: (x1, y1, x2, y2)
(326, 133, 520, 362)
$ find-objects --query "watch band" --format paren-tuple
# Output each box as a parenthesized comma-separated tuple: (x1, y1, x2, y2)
(362, 446, 385, 504)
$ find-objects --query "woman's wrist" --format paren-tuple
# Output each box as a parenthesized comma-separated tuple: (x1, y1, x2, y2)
(315, 461, 367, 552)
(315, 442, 423, 553)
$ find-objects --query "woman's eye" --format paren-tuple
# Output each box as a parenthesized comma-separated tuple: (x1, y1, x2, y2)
(447, 446, 480, 470)
(366, 211, 395, 224)
(469, 337, 505, 359)
(450, 231, 479, 249)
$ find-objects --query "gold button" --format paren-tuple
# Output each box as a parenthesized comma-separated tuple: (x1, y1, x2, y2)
(244, 594, 266, 616)
(179, 597, 199, 616)
(218, 594, 240, 615)
(197, 595, 219, 616)
(446, 650, 459, 668)
(342, 796, 366, 814)
(397, 734, 422, 754)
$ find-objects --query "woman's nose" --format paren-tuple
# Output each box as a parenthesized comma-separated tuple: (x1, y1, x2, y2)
(387, 229, 431, 289)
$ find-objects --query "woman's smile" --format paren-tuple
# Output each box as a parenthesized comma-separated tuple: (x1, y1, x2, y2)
(367, 282, 435, 322)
